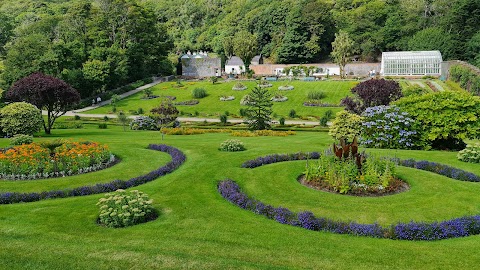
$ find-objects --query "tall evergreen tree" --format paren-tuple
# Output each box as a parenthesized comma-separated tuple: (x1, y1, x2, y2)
(245, 86, 272, 130)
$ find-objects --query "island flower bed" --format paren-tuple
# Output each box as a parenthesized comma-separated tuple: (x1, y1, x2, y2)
(0, 141, 115, 180)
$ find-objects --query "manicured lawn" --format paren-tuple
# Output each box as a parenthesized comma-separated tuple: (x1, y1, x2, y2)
(1, 126, 480, 269)
(85, 80, 357, 119)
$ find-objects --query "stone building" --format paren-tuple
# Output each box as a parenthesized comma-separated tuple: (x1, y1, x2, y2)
(180, 51, 221, 78)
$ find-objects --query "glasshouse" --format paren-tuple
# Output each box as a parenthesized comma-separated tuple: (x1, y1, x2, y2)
(380, 51, 443, 76)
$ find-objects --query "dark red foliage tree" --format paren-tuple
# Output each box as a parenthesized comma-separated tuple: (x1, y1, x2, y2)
(6, 72, 81, 134)
(341, 79, 403, 114)
(150, 98, 179, 127)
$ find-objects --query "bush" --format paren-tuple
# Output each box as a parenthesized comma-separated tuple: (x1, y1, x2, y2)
(220, 114, 228, 125)
(307, 91, 326, 100)
(130, 116, 159, 131)
(403, 85, 430, 97)
(341, 79, 403, 114)
(97, 189, 156, 228)
(361, 105, 419, 149)
(394, 91, 480, 149)
(458, 143, 480, 163)
(10, 134, 33, 145)
(192, 88, 207, 98)
(289, 109, 296, 118)
(328, 111, 363, 142)
(219, 139, 246, 152)
(450, 65, 480, 95)
(0, 102, 43, 136)
(74, 115, 81, 120)
(99, 123, 108, 129)
(279, 117, 285, 125)
(239, 108, 247, 117)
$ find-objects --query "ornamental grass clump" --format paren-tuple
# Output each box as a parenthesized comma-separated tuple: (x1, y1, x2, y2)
(97, 189, 157, 228)
(219, 139, 246, 152)
(360, 105, 419, 149)
(457, 144, 480, 163)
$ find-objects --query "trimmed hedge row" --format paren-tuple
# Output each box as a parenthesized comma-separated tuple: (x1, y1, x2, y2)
(218, 179, 480, 241)
(0, 144, 186, 204)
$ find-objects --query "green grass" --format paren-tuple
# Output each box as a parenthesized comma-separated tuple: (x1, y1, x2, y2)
(2, 126, 480, 269)
(85, 80, 357, 119)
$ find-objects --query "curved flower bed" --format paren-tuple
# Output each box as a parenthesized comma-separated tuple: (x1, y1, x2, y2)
(242, 152, 480, 182)
(0, 144, 186, 204)
(175, 100, 199, 106)
(278, 85, 294, 91)
(303, 101, 341, 107)
(218, 179, 480, 241)
(0, 141, 115, 180)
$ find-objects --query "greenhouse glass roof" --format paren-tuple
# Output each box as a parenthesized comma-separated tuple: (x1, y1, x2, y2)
(381, 51, 443, 76)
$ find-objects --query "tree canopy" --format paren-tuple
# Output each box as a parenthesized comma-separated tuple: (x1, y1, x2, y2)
(6, 72, 80, 134)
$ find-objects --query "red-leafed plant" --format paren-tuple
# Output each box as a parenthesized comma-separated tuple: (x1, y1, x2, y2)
(6, 72, 80, 134)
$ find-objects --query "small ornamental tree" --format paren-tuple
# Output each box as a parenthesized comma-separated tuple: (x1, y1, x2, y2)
(328, 110, 363, 143)
(6, 72, 80, 134)
(0, 102, 42, 136)
(150, 98, 179, 129)
(341, 79, 402, 114)
(245, 86, 273, 130)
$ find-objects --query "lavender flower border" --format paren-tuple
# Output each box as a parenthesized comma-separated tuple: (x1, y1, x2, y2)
(0, 144, 186, 204)
(218, 179, 480, 241)
(241, 152, 480, 182)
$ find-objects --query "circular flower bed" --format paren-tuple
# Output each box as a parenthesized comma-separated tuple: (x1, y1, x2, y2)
(140, 95, 159, 100)
(278, 85, 294, 91)
(302, 147, 407, 196)
(0, 140, 115, 180)
(232, 83, 247, 91)
(257, 82, 272, 88)
(220, 96, 235, 101)
(271, 94, 288, 102)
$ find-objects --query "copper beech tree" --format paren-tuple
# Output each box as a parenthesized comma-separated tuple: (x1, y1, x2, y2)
(6, 72, 80, 134)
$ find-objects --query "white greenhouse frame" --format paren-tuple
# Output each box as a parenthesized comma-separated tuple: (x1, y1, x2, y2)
(381, 51, 442, 76)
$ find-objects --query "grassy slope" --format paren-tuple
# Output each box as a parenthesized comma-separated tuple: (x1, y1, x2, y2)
(1, 127, 480, 269)
(85, 80, 357, 119)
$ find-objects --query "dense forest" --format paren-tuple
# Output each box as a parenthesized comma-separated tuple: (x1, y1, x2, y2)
(0, 0, 479, 97)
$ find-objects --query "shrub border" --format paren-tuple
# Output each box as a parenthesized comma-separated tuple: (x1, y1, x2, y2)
(218, 179, 480, 241)
(0, 144, 186, 204)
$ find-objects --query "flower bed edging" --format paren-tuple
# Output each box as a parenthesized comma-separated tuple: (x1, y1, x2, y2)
(0, 144, 186, 204)
(218, 179, 480, 241)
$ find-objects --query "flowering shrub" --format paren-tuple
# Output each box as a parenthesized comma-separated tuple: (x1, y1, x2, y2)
(218, 179, 480, 241)
(97, 189, 156, 228)
(457, 144, 480, 163)
(219, 139, 246, 152)
(0, 144, 186, 204)
(130, 116, 159, 131)
(328, 111, 363, 142)
(0, 141, 114, 180)
(0, 102, 43, 136)
(10, 134, 33, 145)
(161, 127, 230, 135)
(360, 105, 419, 149)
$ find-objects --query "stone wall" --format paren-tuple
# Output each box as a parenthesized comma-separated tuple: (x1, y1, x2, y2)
(249, 63, 381, 76)
(182, 58, 221, 78)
